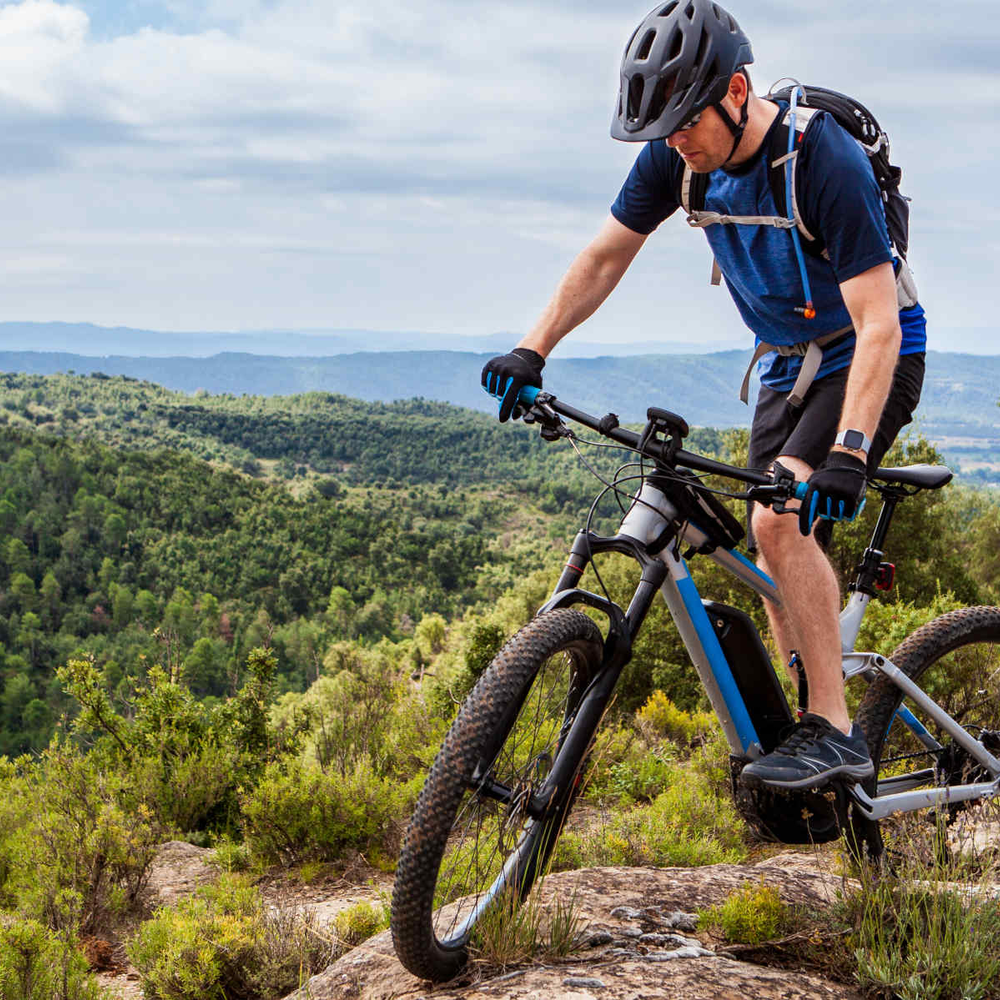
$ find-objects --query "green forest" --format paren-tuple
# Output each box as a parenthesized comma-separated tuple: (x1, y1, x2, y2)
(1, 371, 1000, 998)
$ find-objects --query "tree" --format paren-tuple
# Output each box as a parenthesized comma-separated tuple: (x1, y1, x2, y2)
(9, 572, 36, 613)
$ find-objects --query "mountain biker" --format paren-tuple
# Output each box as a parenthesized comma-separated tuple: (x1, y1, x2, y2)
(481, 0, 925, 791)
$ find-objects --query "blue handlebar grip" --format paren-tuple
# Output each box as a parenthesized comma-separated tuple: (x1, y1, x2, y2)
(518, 385, 540, 406)
(793, 482, 809, 501)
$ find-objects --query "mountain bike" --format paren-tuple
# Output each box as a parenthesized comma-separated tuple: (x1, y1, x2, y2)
(390, 387, 1000, 982)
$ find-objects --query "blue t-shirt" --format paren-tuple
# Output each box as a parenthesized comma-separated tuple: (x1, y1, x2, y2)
(610, 103, 926, 390)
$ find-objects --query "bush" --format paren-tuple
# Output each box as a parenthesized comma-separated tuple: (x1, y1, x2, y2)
(332, 899, 389, 948)
(128, 874, 332, 1000)
(636, 690, 716, 747)
(698, 879, 787, 945)
(555, 729, 748, 869)
(0, 917, 101, 1000)
(240, 759, 409, 868)
(7, 748, 162, 936)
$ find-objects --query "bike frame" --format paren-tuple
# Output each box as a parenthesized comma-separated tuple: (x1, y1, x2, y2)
(528, 478, 1000, 828)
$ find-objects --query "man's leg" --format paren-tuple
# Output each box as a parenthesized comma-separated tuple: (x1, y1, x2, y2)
(752, 454, 850, 733)
(741, 470, 874, 791)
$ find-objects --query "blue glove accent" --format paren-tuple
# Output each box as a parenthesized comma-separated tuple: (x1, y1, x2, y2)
(798, 451, 868, 536)
(480, 349, 544, 423)
(498, 376, 516, 414)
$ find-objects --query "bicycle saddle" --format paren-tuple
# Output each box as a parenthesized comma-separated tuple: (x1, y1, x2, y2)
(871, 464, 953, 490)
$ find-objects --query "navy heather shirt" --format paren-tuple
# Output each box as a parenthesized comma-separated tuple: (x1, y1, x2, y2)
(610, 104, 926, 390)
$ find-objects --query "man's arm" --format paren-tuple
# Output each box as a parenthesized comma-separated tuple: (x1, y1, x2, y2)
(832, 261, 902, 454)
(517, 215, 648, 358)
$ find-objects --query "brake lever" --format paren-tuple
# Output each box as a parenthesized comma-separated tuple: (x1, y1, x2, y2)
(521, 393, 569, 441)
(744, 460, 806, 514)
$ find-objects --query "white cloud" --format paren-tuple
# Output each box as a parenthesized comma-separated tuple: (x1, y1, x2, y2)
(0, 0, 993, 347)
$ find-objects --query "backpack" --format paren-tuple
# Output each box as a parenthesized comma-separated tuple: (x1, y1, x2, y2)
(679, 82, 918, 405)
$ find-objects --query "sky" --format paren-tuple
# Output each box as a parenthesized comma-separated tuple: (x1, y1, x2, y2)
(0, 0, 997, 351)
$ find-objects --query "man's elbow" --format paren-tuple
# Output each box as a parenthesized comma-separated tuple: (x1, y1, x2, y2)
(856, 318, 902, 356)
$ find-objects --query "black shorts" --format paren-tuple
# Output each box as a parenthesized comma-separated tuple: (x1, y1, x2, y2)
(746, 352, 925, 549)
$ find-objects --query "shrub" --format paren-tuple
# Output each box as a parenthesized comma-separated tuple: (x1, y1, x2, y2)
(128, 874, 332, 1000)
(698, 879, 787, 945)
(557, 729, 748, 869)
(332, 899, 389, 948)
(636, 690, 715, 747)
(0, 917, 101, 1000)
(210, 836, 251, 874)
(9, 747, 162, 936)
(240, 759, 409, 868)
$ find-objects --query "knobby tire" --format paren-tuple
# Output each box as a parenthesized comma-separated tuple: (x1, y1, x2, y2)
(852, 605, 1000, 865)
(390, 608, 604, 982)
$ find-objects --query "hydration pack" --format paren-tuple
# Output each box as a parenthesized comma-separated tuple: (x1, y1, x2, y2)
(679, 82, 918, 405)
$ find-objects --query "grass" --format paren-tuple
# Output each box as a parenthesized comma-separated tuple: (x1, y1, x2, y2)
(469, 886, 587, 973)
(842, 852, 1000, 1000)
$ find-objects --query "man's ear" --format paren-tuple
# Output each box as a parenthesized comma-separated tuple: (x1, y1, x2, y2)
(727, 71, 748, 103)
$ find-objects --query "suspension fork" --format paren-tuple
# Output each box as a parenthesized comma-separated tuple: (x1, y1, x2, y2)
(522, 534, 668, 821)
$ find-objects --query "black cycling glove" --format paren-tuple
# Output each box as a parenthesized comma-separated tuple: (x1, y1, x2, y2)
(798, 451, 868, 537)
(481, 348, 545, 423)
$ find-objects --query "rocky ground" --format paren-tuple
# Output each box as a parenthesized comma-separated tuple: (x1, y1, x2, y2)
(281, 852, 864, 1000)
(96, 841, 872, 1000)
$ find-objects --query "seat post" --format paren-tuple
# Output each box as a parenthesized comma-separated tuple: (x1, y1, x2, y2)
(849, 494, 899, 596)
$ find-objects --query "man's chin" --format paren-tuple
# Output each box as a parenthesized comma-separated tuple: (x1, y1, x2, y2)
(679, 152, 713, 173)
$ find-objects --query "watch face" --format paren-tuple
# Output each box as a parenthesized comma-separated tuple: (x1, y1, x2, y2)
(843, 429, 865, 450)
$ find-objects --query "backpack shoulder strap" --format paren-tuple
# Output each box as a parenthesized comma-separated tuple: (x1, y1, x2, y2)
(679, 164, 709, 216)
(767, 105, 823, 253)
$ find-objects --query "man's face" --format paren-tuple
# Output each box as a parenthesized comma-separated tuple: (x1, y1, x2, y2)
(665, 105, 736, 173)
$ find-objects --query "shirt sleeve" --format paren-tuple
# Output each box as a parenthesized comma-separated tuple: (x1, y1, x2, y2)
(796, 113, 893, 283)
(610, 140, 683, 235)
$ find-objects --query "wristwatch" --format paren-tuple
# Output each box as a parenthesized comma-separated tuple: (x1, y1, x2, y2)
(834, 428, 872, 456)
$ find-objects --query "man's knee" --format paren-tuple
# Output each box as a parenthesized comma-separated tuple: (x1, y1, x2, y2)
(751, 503, 796, 558)
(752, 455, 814, 560)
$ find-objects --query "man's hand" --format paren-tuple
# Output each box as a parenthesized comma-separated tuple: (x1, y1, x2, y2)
(798, 451, 868, 536)
(481, 348, 545, 422)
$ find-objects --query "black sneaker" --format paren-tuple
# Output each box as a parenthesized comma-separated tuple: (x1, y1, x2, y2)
(740, 713, 874, 791)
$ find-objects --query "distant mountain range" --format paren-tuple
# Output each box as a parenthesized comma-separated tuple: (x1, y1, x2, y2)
(0, 321, 743, 359)
(0, 348, 998, 442)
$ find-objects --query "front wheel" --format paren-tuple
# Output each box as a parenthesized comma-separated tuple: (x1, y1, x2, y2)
(390, 608, 604, 982)
(853, 605, 1000, 867)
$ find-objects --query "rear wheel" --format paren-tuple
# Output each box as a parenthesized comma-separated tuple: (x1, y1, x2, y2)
(390, 608, 604, 982)
(852, 606, 1000, 868)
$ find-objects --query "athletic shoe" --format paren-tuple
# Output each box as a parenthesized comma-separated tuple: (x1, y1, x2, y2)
(740, 712, 874, 791)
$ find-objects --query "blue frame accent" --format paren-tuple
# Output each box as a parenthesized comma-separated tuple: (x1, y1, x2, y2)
(728, 549, 775, 588)
(674, 566, 759, 752)
(890, 704, 932, 739)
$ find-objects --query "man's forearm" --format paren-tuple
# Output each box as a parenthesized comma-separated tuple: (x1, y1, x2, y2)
(517, 216, 647, 359)
(835, 319, 902, 448)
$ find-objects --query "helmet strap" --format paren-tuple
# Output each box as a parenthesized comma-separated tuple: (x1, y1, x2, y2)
(714, 71, 751, 165)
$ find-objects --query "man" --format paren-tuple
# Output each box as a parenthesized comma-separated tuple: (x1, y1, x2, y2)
(481, 0, 925, 791)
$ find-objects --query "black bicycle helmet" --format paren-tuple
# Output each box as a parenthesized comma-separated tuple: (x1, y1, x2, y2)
(611, 0, 753, 142)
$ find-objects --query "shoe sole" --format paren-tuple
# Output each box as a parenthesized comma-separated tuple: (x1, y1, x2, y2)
(740, 761, 874, 792)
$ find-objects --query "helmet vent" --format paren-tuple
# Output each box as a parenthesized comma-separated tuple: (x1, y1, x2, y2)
(627, 75, 645, 121)
(694, 25, 710, 69)
(636, 29, 657, 61)
(648, 76, 675, 124)
(668, 26, 683, 61)
(658, 2, 679, 17)
(684, 2, 696, 21)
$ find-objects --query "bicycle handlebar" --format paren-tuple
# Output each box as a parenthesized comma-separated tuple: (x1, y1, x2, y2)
(516, 385, 809, 505)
